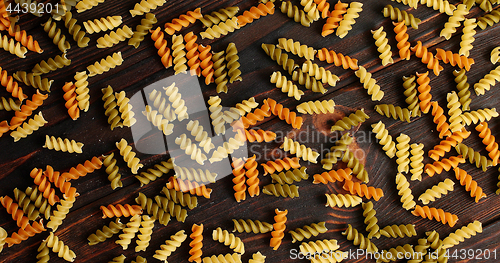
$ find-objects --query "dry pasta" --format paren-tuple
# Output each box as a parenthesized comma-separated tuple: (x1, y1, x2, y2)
(103, 153, 122, 190)
(41, 18, 71, 53)
(325, 193, 362, 208)
(212, 51, 229, 93)
(291, 68, 327, 94)
(189, 223, 203, 263)
(396, 134, 410, 173)
(0, 97, 20, 111)
(343, 180, 384, 201)
(87, 52, 123, 77)
(164, 8, 202, 35)
(101, 85, 123, 130)
(88, 218, 125, 245)
(440, 4, 468, 40)
(361, 201, 381, 239)
(263, 183, 299, 198)
(492, 46, 500, 64)
(266, 98, 303, 129)
(281, 136, 319, 163)
(321, 133, 353, 170)
(84, 16, 122, 34)
(476, 122, 500, 165)
(301, 60, 339, 86)
(418, 179, 454, 204)
(43, 135, 84, 153)
(459, 18, 476, 57)
(11, 112, 47, 142)
(270, 208, 287, 250)
(9, 90, 48, 129)
(135, 193, 171, 226)
(236, 2, 275, 27)
(74, 71, 90, 111)
(233, 219, 273, 233)
(129, 13, 156, 48)
(161, 187, 198, 209)
(395, 173, 416, 210)
(331, 109, 369, 132)
(355, 66, 385, 101)
(411, 42, 443, 76)
(200, 7, 239, 28)
(342, 224, 378, 253)
(186, 120, 215, 153)
(277, 38, 316, 60)
(143, 105, 174, 136)
(135, 215, 154, 252)
(402, 75, 421, 116)
(299, 0, 319, 20)
(322, 1, 347, 36)
(153, 230, 187, 262)
(371, 26, 394, 66)
(372, 121, 396, 158)
(473, 65, 500, 95)
(249, 252, 266, 263)
(136, 159, 174, 186)
(7, 19, 43, 53)
(164, 82, 189, 121)
(32, 53, 71, 75)
(212, 227, 245, 254)
(63, 11, 90, 47)
(150, 27, 172, 68)
(374, 104, 411, 122)
(313, 168, 352, 184)
(76, 0, 105, 13)
(116, 214, 141, 250)
(116, 138, 143, 174)
(454, 167, 487, 202)
(175, 134, 207, 165)
(271, 167, 308, 184)
(393, 21, 411, 60)
(261, 44, 298, 75)
(453, 69, 471, 111)
(226, 42, 242, 83)
(36, 240, 49, 262)
(455, 143, 492, 171)
(383, 5, 421, 29)
(115, 91, 137, 127)
(0, 33, 27, 58)
(412, 205, 459, 227)
(201, 16, 240, 40)
(289, 222, 328, 243)
(47, 196, 75, 231)
(442, 221, 482, 249)
(132, 256, 147, 263)
(44, 232, 76, 262)
(280, 1, 313, 27)
(435, 48, 475, 71)
(379, 224, 417, 238)
(270, 71, 303, 100)
(420, 0, 456, 15)
(155, 195, 189, 222)
(96, 25, 133, 48)
(13, 71, 53, 92)
(297, 100, 335, 114)
(109, 254, 126, 263)
(336, 2, 363, 38)
(316, 47, 359, 70)
(129, 0, 166, 17)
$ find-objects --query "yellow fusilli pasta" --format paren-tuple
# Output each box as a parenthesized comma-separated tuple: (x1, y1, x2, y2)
(43, 135, 84, 153)
(164, 82, 189, 121)
(175, 134, 207, 165)
(142, 105, 174, 135)
(63, 11, 90, 47)
(200, 7, 239, 27)
(395, 173, 416, 210)
(0, 33, 27, 58)
(13, 71, 53, 92)
(226, 42, 242, 83)
(447, 91, 464, 132)
(492, 46, 500, 64)
(96, 25, 133, 48)
(325, 193, 362, 208)
(371, 26, 394, 66)
(372, 121, 396, 158)
(342, 224, 378, 253)
(212, 227, 245, 254)
(153, 230, 187, 262)
(280, 1, 313, 27)
(383, 5, 421, 29)
(289, 222, 328, 243)
(442, 221, 482, 249)
(135, 215, 154, 252)
(32, 53, 71, 75)
(129, 13, 157, 48)
(418, 179, 454, 205)
(0, 97, 21, 111)
(291, 68, 327, 94)
(116, 138, 143, 174)
(459, 18, 476, 57)
(301, 60, 339, 86)
(42, 18, 71, 53)
(410, 143, 424, 181)
(362, 201, 381, 239)
(355, 66, 384, 101)
(336, 2, 363, 38)
(116, 214, 141, 250)
(135, 158, 173, 186)
(297, 100, 335, 114)
(374, 104, 411, 122)
(232, 219, 273, 233)
(44, 232, 76, 262)
(115, 91, 137, 127)
(87, 52, 123, 77)
(263, 183, 299, 198)
(270, 71, 303, 100)
(75, 0, 105, 12)
(379, 224, 417, 238)
(331, 109, 370, 132)
(281, 136, 320, 163)
(84, 16, 122, 34)
(396, 134, 410, 173)
(420, 0, 456, 15)
(129, 0, 166, 17)
(200, 17, 240, 40)
(440, 4, 468, 40)
(11, 112, 47, 142)
(277, 38, 316, 60)
(47, 196, 75, 231)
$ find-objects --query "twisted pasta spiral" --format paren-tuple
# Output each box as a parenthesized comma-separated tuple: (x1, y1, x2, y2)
(393, 21, 411, 60)
(476, 122, 500, 165)
(148, 89, 176, 121)
(153, 230, 187, 261)
(5, 220, 46, 247)
(316, 47, 359, 70)
(270, 71, 303, 100)
(243, 155, 260, 197)
(426, 230, 443, 250)
(266, 98, 303, 129)
(43, 135, 83, 153)
(174, 165, 216, 184)
(11, 111, 48, 142)
(109, 254, 126, 263)
(442, 221, 482, 249)
(150, 27, 172, 68)
(325, 193, 362, 208)
(132, 255, 147, 263)
(240, 105, 271, 129)
(45, 232, 76, 262)
(135, 215, 154, 252)
(129, 13, 156, 48)
(33, 53, 71, 76)
(47, 196, 75, 231)
(75, 0, 105, 12)
(249, 252, 266, 263)
(201, 16, 240, 40)
(416, 71, 433, 114)
(321, 133, 353, 169)
(297, 100, 335, 115)
(15, 186, 51, 219)
(277, 38, 316, 60)
(474, 65, 500, 95)
(164, 82, 189, 120)
(459, 18, 476, 57)
(314, 0, 330, 18)
(355, 66, 385, 101)
(36, 240, 49, 262)
(231, 157, 247, 202)
(101, 86, 122, 130)
(200, 7, 239, 28)
(440, 4, 468, 40)
(429, 102, 451, 139)
(336, 2, 363, 38)
(209, 137, 245, 163)
(0, 96, 20, 111)
(331, 109, 370, 132)
(212, 51, 228, 93)
(342, 224, 378, 253)
(281, 137, 319, 163)
(280, 1, 313, 27)
(100, 204, 143, 218)
(428, 129, 470, 161)
(425, 156, 465, 177)
(455, 143, 492, 171)
(164, 8, 202, 35)
(409, 143, 424, 181)
(261, 44, 298, 75)
(103, 153, 122, 190)
(189, 223, 203, 263)
(362, 202, 381, 239)
(289, 222, 328, 243)
(161, 187, 198, 209)
(271, 167, 308, 184)
(184, 32, 201, 76)
(263, 183, 299, 198)
(418, 179, 454, 205)
(129, 0, 166, 17)
(175, 134, 207, 165)
(375, 104, 411, 122)
(492, 46, 500, 64)
(300, 0, 319, 20)
(396, 173, 416, 210)
(300, 239, 339, 254)
(372, 26, 394, 66)
(453, 69, 471, 111)
(42, 18, 70, 53)
(115, 91, 136, 127)
(270, 208, 287, 250)
(313, 168, 352, 184)
(60, 82, 79, 121)
(402, 75, 420, 116)
(0, 195, 31, 229)
(411, 42, 443, 76)
(301, 61, 339, 86)
(292, 68, 327, 94)
(202, 253, 242, 263)
(233, 219, 273, 233)
(84, 16, 122, 34)
(372, 121, 396, 158)
(396, 134, 411, 173)
(461, 108, 499, 126)
(87, 52, 123, 77)
(237, 2, 274, 27)
(379, 224, 416, 238)
(72, 71, 90, 112)
(383, 5, 421, 29)
(116, 214, 141, 250)
(135, 158, 173, 186)
(435, 49, 474, 71)
(420, 0, 456, 15)
(411, 205, 458, 227)
(454, 167, 487, 202)
(343, 180, 384, 201)
(13, 188, 39, 221)
(116, 138, 143, 174)
(155, 195, 189, 222)
(390, 0, 418, 8)
(43, 165, 78, 200)
(7, 18, 43, 53)
(63, 11, 90, 47)
(225, 42, 242, 83)
(61, 156, 102, 181)
(9, 89, 47, 129)
(237, 129, 276, 143)
(0, 33, 27, 58)
(212, 227, 245, 254)
(13, 71, 53, 92)
(322, 1, 348, 36)
(135, 193, 171, 226)
(185, 120, 215, 153)
(476, 0, 493, 12)
(199, 44, 215, 85)
(96, 25, 133, 48)
(143, 105, 174, 135)
(261, 157, 300, 175)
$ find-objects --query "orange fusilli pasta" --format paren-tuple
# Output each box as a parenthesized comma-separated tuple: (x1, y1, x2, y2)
(166, 177, 212, 199)
(270, 208, 287, 250)
(343, 180, 384, 201)
(5, 220, 45, 247)
(231, 158, 247, 202)
(245, 155, 260, 197)
(411, 205, 458, 227)
(261, 157, 301, 175)
(150, 27, 172, 68)
(321, 1, 347, 37)
(30, 168, 59, 205)
(189, 223, 203, 263)
(416, 72, 432, 114)
(454, 167, 486, 202)
(428, 129, 470, 161)
(393, 21, 411, 60)
(44, 165, 78, 199)
(0, 195, 30, 229)
(425, 156, 465, 177)
(0, 66, 27, 101)
(430, 101, 451, 139)
(435, 48, 474, 71)
(236, 2, 274, 27)
(240, 104, 271, 129)
(316, 47, 358, 70)
(184, 32, 201, 76)
(61, 156, 103, 181)
(9, 90, 48, 130)
(313, 168, 352, 184)
(411, 41, 443, 76)
(100, 204, 143, 218)
(164, 8, 202, 35)
(265, 98, 303, 129)
(62, 82, 80, 120)
(198, 44, 215, 85)
(476, 122, 500, 166)
(8, 21, 43, 53)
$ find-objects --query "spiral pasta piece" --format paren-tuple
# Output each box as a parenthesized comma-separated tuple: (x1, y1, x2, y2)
(75, 0, 105, 13)
(415, 71, 433, 114)
(102, 153, 122, 190)
(9, 90, 47, 129)
(212, 227, 245, 254)
(166, 177, 212, 199)
(321, 1, 346, 35)
(289, 222, 328, 243)
(189, 223, 203, 263)
(183, 32, 201, 76)
(32, 54, 71, 76)
(355, 66, 385, 101)
(87, 52, 123, 77)
(230, 157, 247, 202)
(316, 47, 358, 70)
(148, 89, 176, 121)
(393, 21, 411, 60)
(47, 196, 75, 231)
(331, 109, 369, 132)
(198, 44, 215, 85)
(59, 82, 79, 121)
(428, 102, 451, 139)
(404, 143, 422, 182)
(297, 100, 335, 115)
(270, 167, 308, 185)
(461, 109, 499, 126)
(129, 0, 166, 17)
(233, 219, 273, 233)
(237, 129, 276, 143)
(150, 27, 172, 68)
(13, 188, 39, 221)
(343, 180, 384, 201)
(224, 42, 242, 83)
(476, 122, 500, 165)
(412, 42, 443, 76)
(435, 49, 474, 71)
(127, 14, 156, 48)
(7, 20, 43, 53)
(116, 138, 143, 174)
(291, 68, 327, 94)
(240, 155, 259, 197)
(72, 71, 90, 112)
(455, 143, 492, 171)
(13, 71, 53, 92)
(280, 1, 313, 27)
(261, 157, 300, 175)
(440, 4, 468, 40)
(154, 230, 187, 262)
(262, 44, 298, 75)
(115, 90, 136, 127)
(280, 137, 319, 163)
(372, 26, 394, 66)
(100, 204, 142, 219)
(164, 8, 202, 35)
(418, 179, 454, 205)
(135, 193, 171, 226)
(342, 224, 378, 253)
(277, 38, 316, 60)
(263, 183, 299, 198)
(491, 46, 500, 64)
(43, 232, 76, 262)
(109, 254, 126, 263)
(174, 165, 216, 183)
(411, 205, 458, 227)
(401, 75, 420, 116)
(249, 252, 266, 263)
(15, 186, 51, 219)
(451, 69, 472, 112)
(161, 187, 198, 210)
(300, 239, 340, 256)
(62, 11, 90, 47)
(239, 104, 271, 129)
(442, 221, 482, 249)
(175, 134, 207, 165)
(383, 5, 421, 29)
(379, 224, 416, 238)
(336, 2, 362, 38)
(237, 2, 274, 27)
(313, 168, 352, 184)
(143, 105, 174, 136)
(43, 165, 78, 200)
(116, 214, 141, 250)
(270, 208, 287, 250)
(36, 240, 50, 262)
(372, 121, 396, 158)
(458, 18, 477, 57)
(321, 133, 353, 169)
(101, 86, 122, 130)
(425, 230, 443, 250)
(454, 167, 487, 202)
(474, 65, 500, 95)
(164, 82, 188, 120)
(325, 193, 362, 208)
(211, 51, 229, 93)
(360, 202, 380, 239)
(61, 156, 102, 181)
(301, 61, 339, 86)
(0, 195, 31, 229)
(396, 134, 411, 173)
(0, 33, 27, 58)
(300, 0, 320, 20)
(396, 173, 416, 210)
(84, 16, 122, 34)
(41, 18, 70, 53)
(375, 104, 411, 122)
(425, 156, 465, 177)
(43, 135, 83, 153)
(200, 7, 239, 28)
(419, 0, 456, 15)
(135, 215, 154, 252)
(265, 99, 303, 129)
(11, 111, 48, 142)
(0, 96, 20, 112)
(96, 25, 133, 48)
(269, 71, 303, 100)
(429, 129, 470, 161)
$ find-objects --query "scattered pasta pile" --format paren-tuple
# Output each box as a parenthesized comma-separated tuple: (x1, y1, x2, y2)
(0, 0, 499, 262)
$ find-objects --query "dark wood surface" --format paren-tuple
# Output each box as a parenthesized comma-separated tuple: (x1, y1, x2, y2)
(1, 0, 500, 262)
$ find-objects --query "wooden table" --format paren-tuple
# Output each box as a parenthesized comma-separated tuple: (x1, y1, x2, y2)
(1, 0, 500, 262)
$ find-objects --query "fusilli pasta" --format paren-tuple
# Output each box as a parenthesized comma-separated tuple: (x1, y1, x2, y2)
(411, 205, 458, 227)
(374, 104, 411, 122)
(189, 223, 203, 263)
(476, 121, 500, 165)
(47, 196, 75, 231)
(277, 38, 316, 60)
(440, 4, 468, 40)
(175, 134, 207, 165)
(297, 100, 335, 115)
(270, 71, 303, 100)
(355, 66, 385, 101)
(87, 52, 123, 77)
(43, 135, 83, 153)
(372, 26, 394, 66)
(459, 18, 476, 57)
(442, 221, 482, 249)
(44, 232, 76, 262)
(150, 27, 172, 68)
(135, 215, 154, 252)
(129, 13, 156, 48)
(261, 157, 300, 175)
(161, 187, 198, 209)
(103, 153, 123, 190)
(233, 219, 273, 233)
(280, 1, 313, 27)
(153, 230, 187, 262)
(236, 2, 274, 27)
(322, 1, 347, 36)
(473, 65, 500, 95)
(435, 48, 474, 71)
(455, 143, 492, 171)
(372, 121, 396, 158)
(76, 0, 105, 13)
(0, 96, 20, 111)
(383, 5, 421, 29)
(63, 11, 90, 47)
(100, 204, 143, 218)
(331, 109, 369, 132)
(411, 42, 443, 76)
(135, 193, 171, 226)
(325, 193, 362, 208)
(396, 134, 411, 173)
(200, 7, 239, 28)
(379, 224, 416, 238)
(454, 167, 487, 202)
(41, 17, 70, 53)
(316, 47, 358, 70)
(212, 227, 245, 254)
(491, 46, 500, 64)
(129, 0, 166, 17)
(116, 214, 141, 250)
(418, 179, 454, 205)
(289, 222, 328, 243)
(261, 44, 298, 75)
(116, 138, 143, 174)
(396, 173, 416, 210)
(393, 21, 411, 60)
(0, 33, 27, 58)
(11, 111, 47, 142)
(13, 71, 53, 92)
(101, 85, 123, 130)
(270, 208, 287, 250)
(336, 2, 363, 38)
(84, 16, 122, 34)
(281, 136, 319, 163)
(96, 25, 133, 48)
(164, 82, 189, 120)
(343, 180, 384, 201)
(342, 224, 378, 252)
